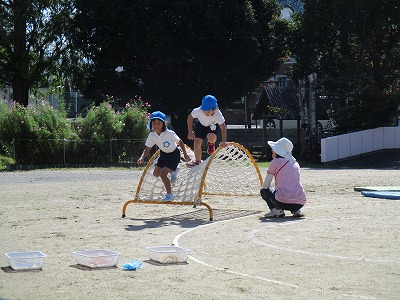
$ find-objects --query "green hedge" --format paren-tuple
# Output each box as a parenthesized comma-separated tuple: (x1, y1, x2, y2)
(0, 98, 150, 165)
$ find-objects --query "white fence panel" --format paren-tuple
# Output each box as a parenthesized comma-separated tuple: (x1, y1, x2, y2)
(383, 127, 396, 148)
(321, 127, 400, 163)
(338, 134, 351, 160)
(361, 129, 374, 153)
(396, 128, 400, 148)
(373, 127, 384, 151)
(321, 136, 339, 161)
(350, 131, 362, 156)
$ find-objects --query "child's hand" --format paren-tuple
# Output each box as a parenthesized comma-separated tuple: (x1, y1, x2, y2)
(219, 141, 228, 148)
(137, 158, 144, 165)
(183, 154, 190, 162)
(188, 131, 195, 140)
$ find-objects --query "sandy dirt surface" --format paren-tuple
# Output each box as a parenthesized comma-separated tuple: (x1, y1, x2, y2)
(1, 167, 399, 300)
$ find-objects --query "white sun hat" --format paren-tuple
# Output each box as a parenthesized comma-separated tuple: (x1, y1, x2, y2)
(268, 137, 295, 162)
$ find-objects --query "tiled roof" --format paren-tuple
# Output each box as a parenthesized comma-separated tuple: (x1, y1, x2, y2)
(252, 86, 300, 120)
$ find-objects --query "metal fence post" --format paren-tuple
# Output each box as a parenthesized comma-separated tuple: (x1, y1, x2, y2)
(63, 138, 66, 164)
(12, 138, 16, 163)
(110, 139, 113, 163)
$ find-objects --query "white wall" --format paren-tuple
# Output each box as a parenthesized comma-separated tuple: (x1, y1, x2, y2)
(321, 127, 400, 162)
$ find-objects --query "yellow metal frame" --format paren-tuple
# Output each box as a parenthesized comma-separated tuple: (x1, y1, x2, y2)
(122, 142, 262, 221)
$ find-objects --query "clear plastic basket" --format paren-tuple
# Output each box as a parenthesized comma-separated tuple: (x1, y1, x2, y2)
(146, 246, 190, 264)
(5, 251, 47, 270)
(73, 249, 121, 268)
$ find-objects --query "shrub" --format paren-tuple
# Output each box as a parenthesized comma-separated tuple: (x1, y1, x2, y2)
(0, 100, 78, 164)
(0, 154, 14, 171)
(76, 102, 123, 140)
(74, 97, 150, 163)
(0, 96, 150, 165)
(118, 98, 150, 140)
(115, 98, 150, 162)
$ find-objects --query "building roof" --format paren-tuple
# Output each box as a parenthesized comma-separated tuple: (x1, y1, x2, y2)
(252, 86, 300, 120)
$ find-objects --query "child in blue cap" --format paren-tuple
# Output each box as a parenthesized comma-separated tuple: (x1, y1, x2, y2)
(187, 95, 228, 166)
(138, 111, 190, 201)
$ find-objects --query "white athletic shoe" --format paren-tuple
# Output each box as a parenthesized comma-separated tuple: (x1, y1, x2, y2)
(292, 209, 304, 217)
(162, 194, 175, 201)
(264, 208, 285, 218)
(170, 167, 179, 184)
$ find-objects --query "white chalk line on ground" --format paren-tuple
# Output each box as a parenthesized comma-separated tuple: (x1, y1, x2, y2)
(173, 215, 303, 289)
(172, 213, 378, 299)
(251, 217, 400, 264)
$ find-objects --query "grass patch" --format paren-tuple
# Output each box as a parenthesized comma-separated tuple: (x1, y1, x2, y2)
(256, 160, 329, 169)
(255, 162, 270, 169)
(0, 155, 14, 171)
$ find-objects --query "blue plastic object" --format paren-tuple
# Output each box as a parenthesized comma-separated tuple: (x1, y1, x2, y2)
(121, 258, 143, 271)
(361, 191, 400, 200)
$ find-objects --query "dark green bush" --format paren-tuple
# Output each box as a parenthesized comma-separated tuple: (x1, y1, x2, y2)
(0, 97, 150, 165)
(0, 100, 78, 164)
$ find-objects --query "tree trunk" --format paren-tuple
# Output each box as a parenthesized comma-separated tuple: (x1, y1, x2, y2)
(308, 73, 317, 137)
(300, 74, 320, 162)
(12, 0, 30, 106)
(12, 74, 30, 106)
(298, 78, 307, 139)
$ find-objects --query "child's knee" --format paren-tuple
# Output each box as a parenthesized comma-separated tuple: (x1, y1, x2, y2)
(194, 139, 203, 148)
(160, 171, 169, 181)
(207, 133, 217, 142)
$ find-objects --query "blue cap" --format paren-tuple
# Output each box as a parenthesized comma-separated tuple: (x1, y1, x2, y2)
(200, 95, 218, 111)
(150, 111, 166, 122)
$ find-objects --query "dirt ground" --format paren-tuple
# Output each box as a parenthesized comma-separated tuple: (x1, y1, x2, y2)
(1, 165, 399, 300)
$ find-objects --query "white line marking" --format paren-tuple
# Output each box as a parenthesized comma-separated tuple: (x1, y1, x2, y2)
(250, 217, 400, 264)
(172, 214, 378, 299)
(173, 215, 302, 288)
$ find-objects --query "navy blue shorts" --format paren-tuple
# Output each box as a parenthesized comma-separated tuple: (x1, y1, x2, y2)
(194, 120, 220, 140)
(156, 147, 180, 171)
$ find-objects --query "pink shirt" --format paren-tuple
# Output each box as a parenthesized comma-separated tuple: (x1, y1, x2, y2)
(267, 158, 307, 205)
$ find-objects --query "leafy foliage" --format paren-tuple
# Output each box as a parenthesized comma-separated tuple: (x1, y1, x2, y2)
(73, 0, 290, 138)
(0, 98, 150, 164)
(0, 0, 82, 105)
(0, 100, 77, 163)
(0, 154, 13, 171)
(117, 99, 151, 141)
(76, 103, 123, 141)
(290, 0, 400, 133)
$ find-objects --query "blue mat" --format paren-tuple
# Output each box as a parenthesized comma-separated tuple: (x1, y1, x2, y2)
(361, 191, 400, 200)
(354, 186, 400, 192)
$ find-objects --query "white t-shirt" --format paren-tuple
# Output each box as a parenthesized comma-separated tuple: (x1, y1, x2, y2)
(144, 129, 180, 153)
(191, 107, 225, 128)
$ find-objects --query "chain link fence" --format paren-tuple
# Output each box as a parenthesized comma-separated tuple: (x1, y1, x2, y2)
(11, 138, 154, 167)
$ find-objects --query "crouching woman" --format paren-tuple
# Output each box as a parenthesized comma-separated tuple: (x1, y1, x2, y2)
(260, 137, 307, 218)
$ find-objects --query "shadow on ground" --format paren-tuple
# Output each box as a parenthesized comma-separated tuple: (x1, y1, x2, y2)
(323, 149, 400, 169)
(124, 208, 262, 231)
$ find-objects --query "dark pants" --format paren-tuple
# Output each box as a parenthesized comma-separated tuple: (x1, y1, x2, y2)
(156, 148, 180, 171)
(260, 188, 303, 212)
(194, 120, 220, 140)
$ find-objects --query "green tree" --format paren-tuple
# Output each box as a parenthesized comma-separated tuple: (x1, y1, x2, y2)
(73, 0, 290, 139)
(0, 0, 77, 106)
(291, 0, 400, 137)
